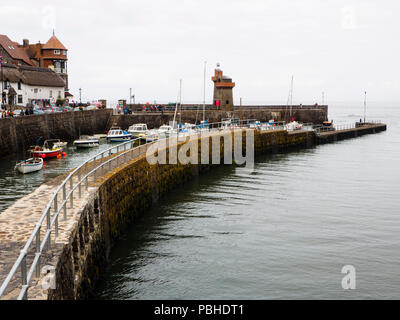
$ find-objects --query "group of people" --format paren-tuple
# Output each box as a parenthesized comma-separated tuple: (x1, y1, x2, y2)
(0, 107, 34, 118)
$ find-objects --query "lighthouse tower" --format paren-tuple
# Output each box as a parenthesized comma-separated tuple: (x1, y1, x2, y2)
(211, 64, 235, 111)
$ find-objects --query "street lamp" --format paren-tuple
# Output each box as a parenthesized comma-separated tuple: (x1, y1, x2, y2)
(79, 88, 82, 104)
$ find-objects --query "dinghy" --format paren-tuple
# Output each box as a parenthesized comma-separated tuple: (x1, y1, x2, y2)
(14, 158, 43, 174)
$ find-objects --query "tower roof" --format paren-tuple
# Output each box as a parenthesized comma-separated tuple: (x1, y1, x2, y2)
(43, 35, 67, 50)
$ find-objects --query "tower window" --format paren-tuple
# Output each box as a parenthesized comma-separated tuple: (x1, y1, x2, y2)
(226, 100, 229, 104)
(54, 50, 60, 55)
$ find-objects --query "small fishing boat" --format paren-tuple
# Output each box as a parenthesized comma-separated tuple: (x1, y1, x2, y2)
(157, 125, 176, 138)
(128, 124, 149, 138)
(53, 140, 68, 148)
(14, 158, 43, 174)
(92, 134, 107, 141)
(73, 135, 99, 148)
(285, 121, 303, 131)
(29, 140, 65, 159)
(107, 127, 132, 142)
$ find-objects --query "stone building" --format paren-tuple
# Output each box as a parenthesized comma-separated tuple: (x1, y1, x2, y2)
(211, 66, 235, 111)
(0, 63, 65, 107)
(0, 33, 70, 98)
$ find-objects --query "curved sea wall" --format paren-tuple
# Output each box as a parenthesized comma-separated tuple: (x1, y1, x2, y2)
(0, 109, 113, 158)
(47, 129, 315, 299)
(0, 123, 385, 300)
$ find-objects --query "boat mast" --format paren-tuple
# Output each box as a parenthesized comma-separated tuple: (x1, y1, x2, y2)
(364, 91, 367, 123)
(179, 79, 182, 125)
(203, 61, 207, 122)
(289, 75, 294, 118)
(172, 79, 182, 128)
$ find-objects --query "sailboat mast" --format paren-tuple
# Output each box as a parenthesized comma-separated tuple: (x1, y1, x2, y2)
(289, 75, 294, 117)
(203, 61, 207, 122)
(173, 79, 182, 128)
(364, 91, 367, 123)
(179, 79, 182, 125)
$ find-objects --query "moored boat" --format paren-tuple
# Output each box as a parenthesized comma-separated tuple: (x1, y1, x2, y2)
(14, 158, 43, 174)
(29, 140, 64, 159)
(128, 124, 149, 138)
(106, 127, 132, 142)
(73, 135, 99, 148)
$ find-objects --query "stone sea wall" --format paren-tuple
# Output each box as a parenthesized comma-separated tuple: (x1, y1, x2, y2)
(48, 129, 316, 299)
(0, 109, 113, 158)
(110, 107, 328, 130)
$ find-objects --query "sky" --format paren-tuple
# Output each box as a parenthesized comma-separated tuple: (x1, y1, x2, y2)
(1, 0, 399, 105)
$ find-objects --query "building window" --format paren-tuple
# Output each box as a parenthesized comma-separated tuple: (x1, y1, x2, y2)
(18, 81, 22, 90)
(50, 90, 53, 98)
(18, 95, 23, 104)
(62, 50, 67, 55)
(58, 91, 61, 98)
(54, 50, 60, 55)
(226, 100, 229, 105)
(34, 88, 38, 93)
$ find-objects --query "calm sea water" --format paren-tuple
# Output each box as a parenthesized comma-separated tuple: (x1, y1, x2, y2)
(95, 103, 400, 300)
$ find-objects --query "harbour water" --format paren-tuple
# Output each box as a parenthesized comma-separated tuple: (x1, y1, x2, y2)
(94, 103, 400, 299)
(0, 142, 112, 213)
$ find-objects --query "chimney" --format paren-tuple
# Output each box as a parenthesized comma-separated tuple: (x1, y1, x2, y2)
(23, 39, 29, 47)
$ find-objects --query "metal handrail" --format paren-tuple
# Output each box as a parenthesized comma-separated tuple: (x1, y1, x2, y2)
(0, 119, 258, 300)
(315, 120, 383, 134)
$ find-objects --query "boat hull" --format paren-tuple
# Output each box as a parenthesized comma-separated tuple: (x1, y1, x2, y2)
(15, 159, 43, 174)
(31, 150, 62, 158)
(74, 142, 99, 148)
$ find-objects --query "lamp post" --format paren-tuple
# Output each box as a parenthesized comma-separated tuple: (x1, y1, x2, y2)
(364, 91, 367, 123)
(79, 88, 82, 104)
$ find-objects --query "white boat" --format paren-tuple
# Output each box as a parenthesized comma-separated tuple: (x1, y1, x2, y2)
(53, 141, 68, 148)
(73, 135, 99, 148)
(92, 134, 107, 141)
(128, 124, 149, 139)
(285, 121, 303, 131)
(157, 125, 176, 138)
(107, 127, 132, 143)
(15, 158, 43, 174)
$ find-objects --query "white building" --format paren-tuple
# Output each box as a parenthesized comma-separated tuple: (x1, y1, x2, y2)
(1, 64, 65, 107)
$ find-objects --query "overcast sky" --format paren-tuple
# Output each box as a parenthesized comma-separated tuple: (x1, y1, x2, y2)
(1, 0, 399, 105)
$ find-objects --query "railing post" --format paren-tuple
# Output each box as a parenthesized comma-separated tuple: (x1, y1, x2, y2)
(85, 162, 88, 190)
(63, 184, 67, 220)
(46, 208, 51, 249)
(21, 251, 27, 299)
(35, 228, 41, 278)
(78, 167, 82, 198)
(124, 144, 127, 163)
(109, 151, 112, 172)
(69, 177, 73, 208)
(101, 153, 104, 177)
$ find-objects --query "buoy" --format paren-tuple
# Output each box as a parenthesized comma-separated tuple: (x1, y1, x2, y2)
(57, 154, 62, 159)
(62, 152, 67, 157)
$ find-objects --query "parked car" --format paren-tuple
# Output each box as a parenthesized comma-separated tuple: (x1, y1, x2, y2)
(13, 110, 24, 117)
(33, 107, 44, 115)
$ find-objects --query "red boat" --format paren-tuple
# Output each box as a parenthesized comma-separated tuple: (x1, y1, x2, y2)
(30, 140, 65, 159)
